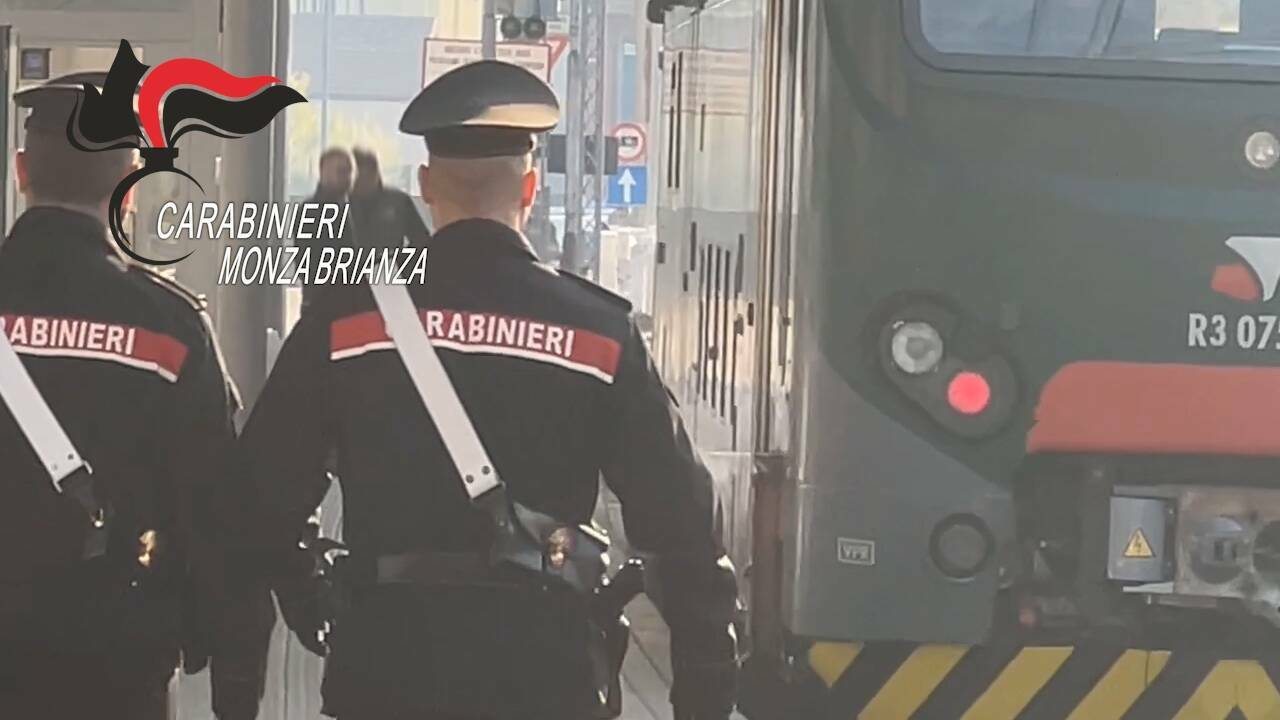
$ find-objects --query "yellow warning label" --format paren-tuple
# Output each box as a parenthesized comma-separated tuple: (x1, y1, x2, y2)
(1124, 529, 1155, 559)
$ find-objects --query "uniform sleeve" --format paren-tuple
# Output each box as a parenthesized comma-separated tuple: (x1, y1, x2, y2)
(236, 302, 338, 552)
(599, 321, 740, 694)
(161, 312, 274, 720)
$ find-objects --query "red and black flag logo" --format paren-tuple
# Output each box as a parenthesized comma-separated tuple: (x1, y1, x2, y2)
(68, 40, 305, 265)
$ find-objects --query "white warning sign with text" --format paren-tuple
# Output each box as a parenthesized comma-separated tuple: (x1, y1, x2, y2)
(422, 38, 551, 87)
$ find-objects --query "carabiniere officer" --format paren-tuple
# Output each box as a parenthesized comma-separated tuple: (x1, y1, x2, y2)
(237, 60, 740, 720)
(0, 73, 273, 720)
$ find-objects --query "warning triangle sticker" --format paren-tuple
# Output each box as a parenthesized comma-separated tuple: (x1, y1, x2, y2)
(1124, 529, 1155, 559)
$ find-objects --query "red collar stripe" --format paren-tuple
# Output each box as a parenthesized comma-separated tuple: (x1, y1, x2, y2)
(0, 314, 189, 383)
(331, 309, 623, 384)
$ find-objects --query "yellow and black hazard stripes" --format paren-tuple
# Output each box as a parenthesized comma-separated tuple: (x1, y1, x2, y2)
(1068, 649, 1169, 719)
(1171, 660, 1280, 720)
(806, 641, 1280, 719)
(860, 645, 967, 718)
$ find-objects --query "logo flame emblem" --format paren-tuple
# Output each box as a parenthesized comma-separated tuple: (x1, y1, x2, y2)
(1226, 236, 1280, 303)
(67, 40, 305, 265)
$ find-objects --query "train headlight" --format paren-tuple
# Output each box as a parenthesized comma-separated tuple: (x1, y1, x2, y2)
(890, 321, 944, 375)
(1246, 131, 1280, 170)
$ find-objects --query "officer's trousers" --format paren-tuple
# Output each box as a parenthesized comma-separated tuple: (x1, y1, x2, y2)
(0, 667, 175, 720)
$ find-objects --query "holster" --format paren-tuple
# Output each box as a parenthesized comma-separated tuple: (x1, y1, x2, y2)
(346, 487, 645, 719)
(288, 526, 350, 647)
(479, 485, 636, 717)
(588, 558, 645, 719)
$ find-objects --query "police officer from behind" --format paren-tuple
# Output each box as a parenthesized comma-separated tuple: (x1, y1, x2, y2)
(0, 75, 273, 720)
(238, 61, 739, 720)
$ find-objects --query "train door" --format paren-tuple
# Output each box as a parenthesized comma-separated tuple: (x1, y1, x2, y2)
(742, 0, 805, 692)
(653, 13, 700, 407)
(653, 0, 777, 650)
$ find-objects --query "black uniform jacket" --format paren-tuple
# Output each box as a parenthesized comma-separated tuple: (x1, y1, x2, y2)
(0, 207, 271, 717)
(238, 218, 736, 718)
(351, 185, 431, 250)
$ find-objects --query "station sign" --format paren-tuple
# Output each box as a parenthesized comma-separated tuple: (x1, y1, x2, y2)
(422, 38, 551, 86)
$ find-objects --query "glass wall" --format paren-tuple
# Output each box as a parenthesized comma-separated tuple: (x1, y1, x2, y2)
(286, 0, 439, 199)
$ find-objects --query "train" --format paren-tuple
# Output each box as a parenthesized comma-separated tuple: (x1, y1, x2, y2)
(645, 0, 1280, 717)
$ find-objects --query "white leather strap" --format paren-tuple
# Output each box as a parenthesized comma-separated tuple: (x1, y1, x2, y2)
(369, 282, 502, 501)
(0, 330, 88, 490)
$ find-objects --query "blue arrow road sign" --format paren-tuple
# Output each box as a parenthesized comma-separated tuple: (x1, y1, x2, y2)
(607, 166, 647, 207)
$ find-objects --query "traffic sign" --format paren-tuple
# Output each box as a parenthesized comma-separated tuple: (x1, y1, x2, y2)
(422, 38, 551, 86)
(547, 35, 569, 69)
(612, 122, 647, 164)
(607, 166, 647, 207)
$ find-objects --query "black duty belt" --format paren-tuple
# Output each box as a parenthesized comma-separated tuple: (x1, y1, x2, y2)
(377, 551, 495, 586)
(343, 551, 522, 589)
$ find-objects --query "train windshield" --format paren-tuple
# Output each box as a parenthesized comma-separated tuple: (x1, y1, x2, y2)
(918, 0, 1280, 66)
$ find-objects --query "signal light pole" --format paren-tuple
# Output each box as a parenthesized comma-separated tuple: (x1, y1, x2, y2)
(482, 0, 498, 59)
(562, 0, 606, 278)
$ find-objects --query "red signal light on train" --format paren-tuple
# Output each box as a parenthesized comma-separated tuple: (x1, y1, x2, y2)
(947, 371, 991, 415)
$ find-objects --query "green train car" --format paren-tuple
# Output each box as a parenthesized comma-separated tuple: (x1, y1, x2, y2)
(645, 0, 1280, 717)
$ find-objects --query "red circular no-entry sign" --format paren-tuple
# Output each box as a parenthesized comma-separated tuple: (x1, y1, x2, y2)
(612, 122, 647, 164)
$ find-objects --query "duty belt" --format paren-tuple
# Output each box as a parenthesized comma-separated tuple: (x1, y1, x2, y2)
(372, 551, 519, 588)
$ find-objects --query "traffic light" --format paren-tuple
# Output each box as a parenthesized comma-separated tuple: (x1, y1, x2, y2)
(524, 16, 547, 40)
(498, 0, 556, 42)
(500, 15, 524, 39)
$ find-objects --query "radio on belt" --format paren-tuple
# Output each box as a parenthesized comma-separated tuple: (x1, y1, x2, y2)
(1108, 496, 1173, 583)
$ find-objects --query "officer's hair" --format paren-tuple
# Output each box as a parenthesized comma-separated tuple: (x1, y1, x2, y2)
(22, 130, 134, 205)
(319, 146, 352, 169)
(352, 146, 379, 173)
(428, 153, 533, 213)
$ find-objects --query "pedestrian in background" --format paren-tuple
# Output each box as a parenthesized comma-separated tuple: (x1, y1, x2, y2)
(300, 147, 357, 313)
(351, 146, 431, 250)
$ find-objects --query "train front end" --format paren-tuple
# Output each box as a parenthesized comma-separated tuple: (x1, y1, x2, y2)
(780, 1, 1280, 716)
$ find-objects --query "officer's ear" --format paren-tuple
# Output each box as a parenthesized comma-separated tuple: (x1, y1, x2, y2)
(121, 151, 142, 212)
(14, 150, 28, 194)
(418, 163, 432, 204)
(520, 167, 537, 209)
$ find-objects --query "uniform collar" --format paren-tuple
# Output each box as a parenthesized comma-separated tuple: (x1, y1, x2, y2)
(430, 218, 537, 262)
(5, 205, 116, 257)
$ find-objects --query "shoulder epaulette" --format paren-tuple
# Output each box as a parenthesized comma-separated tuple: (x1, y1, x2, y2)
(559, 270, 633, 311)
(129, 265, 209, 312)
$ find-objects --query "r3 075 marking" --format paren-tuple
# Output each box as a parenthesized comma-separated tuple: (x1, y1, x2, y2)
(1188, 313, 1280, 349)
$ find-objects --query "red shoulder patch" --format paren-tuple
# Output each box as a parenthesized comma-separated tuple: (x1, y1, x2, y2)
(330, 309, 622, 383)
(1, 314, 188, 382)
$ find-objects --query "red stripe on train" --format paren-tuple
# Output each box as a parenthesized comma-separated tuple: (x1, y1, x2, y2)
(1028, 362, 1280, 456)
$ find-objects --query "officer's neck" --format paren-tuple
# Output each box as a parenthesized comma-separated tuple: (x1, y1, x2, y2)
(28, 199, 110, 227)
(430, 204, 524, 235)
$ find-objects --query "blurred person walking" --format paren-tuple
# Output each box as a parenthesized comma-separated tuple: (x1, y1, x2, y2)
(300, 147, 357, 313)
(350, 146, 431, 250)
